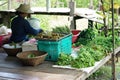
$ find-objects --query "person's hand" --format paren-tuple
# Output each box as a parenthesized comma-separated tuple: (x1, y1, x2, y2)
(39, 29, 44, 33)
(40, 29, 44, 32)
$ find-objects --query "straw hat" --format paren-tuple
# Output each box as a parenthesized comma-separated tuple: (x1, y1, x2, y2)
(16, 3, 34, 13)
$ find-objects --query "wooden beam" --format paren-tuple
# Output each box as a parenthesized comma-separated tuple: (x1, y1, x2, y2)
(46, 0, 51, 12)
(69, 0, 76, 29)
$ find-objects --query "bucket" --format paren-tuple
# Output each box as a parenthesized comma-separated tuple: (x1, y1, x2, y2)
(71, 30, 81, 43)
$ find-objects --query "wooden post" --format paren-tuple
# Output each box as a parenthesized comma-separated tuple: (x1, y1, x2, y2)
(69, 0, 76, 29)
(0, 14, 3, 24)
(89, 0, 93, 9)
(46, 0, 51, 12)
(8, 0, 11, 10)
(98, 0, 102, 11)
(111, 0, 116, 80)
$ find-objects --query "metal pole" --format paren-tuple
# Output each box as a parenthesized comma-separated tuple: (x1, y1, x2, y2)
(111, 0, 116, 80)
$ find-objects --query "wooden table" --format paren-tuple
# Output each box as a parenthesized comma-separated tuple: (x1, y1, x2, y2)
(0, 52, 83, 80)
(0, 46, 120, 80)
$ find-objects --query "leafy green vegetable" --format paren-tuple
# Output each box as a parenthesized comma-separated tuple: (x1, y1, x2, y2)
(56, 53, 73, 66)
(55, 27, 120, 69)
(27, 53, 36, 58)
(76, 27, 98, 45)
(52, 25, 71, 34)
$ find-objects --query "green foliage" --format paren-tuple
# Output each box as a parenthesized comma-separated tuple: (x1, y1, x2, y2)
(87, 66, 112, 80)
(56, 34, 120, 69)
(76, 27, 98, 45)
(59, 0, 68, 7)
(75, 0, 100, 8)
(75, 0, 89, 8)
(56, 49, 95, 68)
(27, 53, 36, 58)
(85, 46, 105, 61)
(56, 53, 73, 66)
(32, 15, 50, 30)
(9, 42, 17, 48)
(88, 36, 113, 54)
(52, 25, 71, 34)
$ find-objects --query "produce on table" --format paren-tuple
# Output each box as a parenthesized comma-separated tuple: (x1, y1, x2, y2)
(52, 26, 71, 34)
(56, 26, 120, 69)
(27, 53, 36, 58)
(3, 42, 21, 49)
(75, 27, 98, 45)
(35, 26, 71, 41)
(35, 32, 65, 40)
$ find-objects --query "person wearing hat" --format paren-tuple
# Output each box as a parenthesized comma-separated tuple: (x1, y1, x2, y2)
(9, 3, 43, 43)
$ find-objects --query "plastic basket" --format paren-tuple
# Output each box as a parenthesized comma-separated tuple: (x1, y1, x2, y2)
(17, 50, 47, 66)
(71, 30, 81, 43)
(37, 34, 72, 61)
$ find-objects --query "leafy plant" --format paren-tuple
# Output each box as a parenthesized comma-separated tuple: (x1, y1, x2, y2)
(56, 53, 73, 66)
(76, 27, 98, 45)
(27, 53, 36, 58)
(87, 65, 112, 80)
(9, 42, 17, 48)
(52, 25, 71, 34)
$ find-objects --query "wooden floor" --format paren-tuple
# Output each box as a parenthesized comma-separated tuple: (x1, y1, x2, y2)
(0, 49, 84, 80)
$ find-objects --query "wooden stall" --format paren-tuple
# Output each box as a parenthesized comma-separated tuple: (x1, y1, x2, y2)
(0, 46, 119, 80)
(0, 0, 118, 80)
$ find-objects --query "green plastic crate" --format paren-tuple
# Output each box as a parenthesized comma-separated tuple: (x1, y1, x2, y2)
(37, 34, 72, 61)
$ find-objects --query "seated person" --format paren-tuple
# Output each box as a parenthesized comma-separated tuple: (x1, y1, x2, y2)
(9, 3, 43, 43)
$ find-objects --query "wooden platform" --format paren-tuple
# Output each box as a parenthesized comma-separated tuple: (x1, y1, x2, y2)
(0, 47, 120, 80)
(0, 7, 104, 29)
(0, 7, 70, 15)
(0, 52, 83, 80)
(0, 8, 103, 23)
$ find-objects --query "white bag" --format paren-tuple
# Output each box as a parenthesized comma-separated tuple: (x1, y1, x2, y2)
(0, 26, 8, 35)
(27, 18, 40, 29)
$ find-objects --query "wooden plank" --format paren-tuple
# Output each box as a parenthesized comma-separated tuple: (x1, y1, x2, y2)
(0, 67, 82, 80)
(0, 77, 16, 80)
(0, 52, 83, 80)
(0, 8, 103, 29)
(0, 47, 120, 80)
(0, 70, 78, 80)
(0, 8, 70, 15)
(0, 57, 82, 75)
(75, 8, 104, 24)
(0, 71, 40, 80)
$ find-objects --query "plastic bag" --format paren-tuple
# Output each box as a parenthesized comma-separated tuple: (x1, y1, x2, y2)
(0, 26, 8, 35)
(27, 18, 40, 29)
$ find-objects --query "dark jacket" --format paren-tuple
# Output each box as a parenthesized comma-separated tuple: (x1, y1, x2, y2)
(10, 15, 41, 43)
